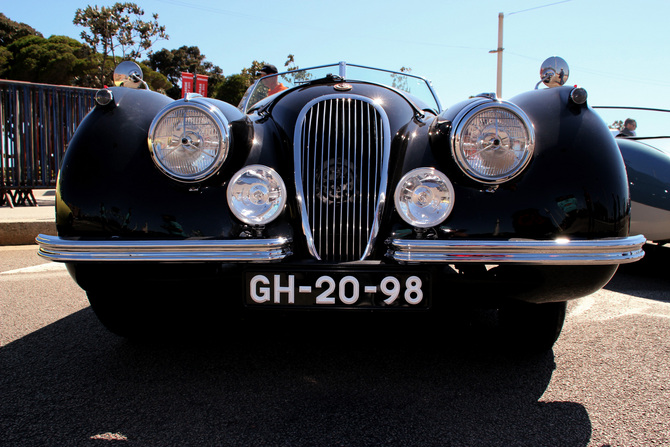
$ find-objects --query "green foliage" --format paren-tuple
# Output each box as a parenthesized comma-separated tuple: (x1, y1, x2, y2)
(391, 66, 412, 92)
(4, 35, 96, 85)
(137, 62, 171, 93)
(73, 2, 168, 59)
(284, 54, 298, 71)
(147, 52, 299, 103)
(240, 60, 268, 83)
(213, 55, 305, 104)
(214, 74, 249, 105)
(73, 2, 168, 86)
(0, 46, 11, 75)
(213, 60, 267, 104)
(281, 54, 313, 84)
(146, 45, 223, 99)
(0, 12, 168, 89)
(609, 120, 624, 131)
(0, 13, 42, 47)
(0, 10, 300, 105)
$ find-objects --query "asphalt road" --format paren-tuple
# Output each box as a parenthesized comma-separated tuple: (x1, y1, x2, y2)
(1, 244, 668, 446)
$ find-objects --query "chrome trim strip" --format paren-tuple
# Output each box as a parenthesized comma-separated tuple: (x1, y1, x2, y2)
(36, 234, 292, 262)
(387, 235, 646, 265)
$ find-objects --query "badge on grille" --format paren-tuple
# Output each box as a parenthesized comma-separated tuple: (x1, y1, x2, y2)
(334, 83, 353, 91)
(316, 158, 355, 204)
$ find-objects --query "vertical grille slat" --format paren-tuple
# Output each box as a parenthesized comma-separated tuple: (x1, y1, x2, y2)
(295, 96, 389, 262)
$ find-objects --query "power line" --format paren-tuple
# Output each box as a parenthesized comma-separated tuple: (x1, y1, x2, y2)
(508, 0, 573, 16)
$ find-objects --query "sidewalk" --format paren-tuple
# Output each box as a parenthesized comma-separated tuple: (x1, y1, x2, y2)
(0, 190, 56, 245)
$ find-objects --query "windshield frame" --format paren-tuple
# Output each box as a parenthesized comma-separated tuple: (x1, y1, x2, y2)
(238, 61, 442, 114)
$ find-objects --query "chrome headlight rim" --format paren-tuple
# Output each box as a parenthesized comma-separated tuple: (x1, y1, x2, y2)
(394, 167, 456, 228)
(227, 164, 287, 226)
(451, 100, 535, 184)
(148, 97, 230, 183)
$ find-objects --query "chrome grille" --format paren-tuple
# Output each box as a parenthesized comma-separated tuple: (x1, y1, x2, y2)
(294, 95, 390, 261)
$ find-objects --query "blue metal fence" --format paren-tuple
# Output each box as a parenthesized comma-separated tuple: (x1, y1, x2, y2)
(1, 79, 96, 205)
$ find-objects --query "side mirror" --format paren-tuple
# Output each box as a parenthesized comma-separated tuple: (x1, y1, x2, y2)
(113, 61, 148, 89)
(536, 56, 569, 89)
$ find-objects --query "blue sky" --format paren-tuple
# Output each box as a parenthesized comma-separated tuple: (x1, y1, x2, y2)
(4, 0, 670, 140)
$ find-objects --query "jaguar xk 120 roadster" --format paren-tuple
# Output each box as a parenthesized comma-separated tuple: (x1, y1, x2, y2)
(37, 58, 645, 353)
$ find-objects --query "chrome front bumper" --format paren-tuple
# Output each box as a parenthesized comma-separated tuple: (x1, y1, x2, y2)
(387, 235, 646, 265)
(36, 235, 292, 262)
(37, 234, 646, 265)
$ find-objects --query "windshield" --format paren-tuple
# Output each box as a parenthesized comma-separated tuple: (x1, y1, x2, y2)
(238, 62, 441, 113)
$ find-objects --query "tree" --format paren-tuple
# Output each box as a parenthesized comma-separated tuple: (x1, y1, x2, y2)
(239, 60, 267, 83)
(391, 66, 412, 92)
(0, 13, 43, 76)
(610, 120, 624, 131)
(3, 35, 96, 85)
(0, 12, 168, 89)
(137, 61, 171, 93)
(0, 46, 11, 75)
(284, 54, 298, 72)
(214, 74, 249, 105)
(214, 55, 302, 105)
(146, 46, 224, 99)
(73, 2, 168, 86)
(0, 13, 42, 47)
(281, 53, 312, 84)
(212, 60, 266, 104)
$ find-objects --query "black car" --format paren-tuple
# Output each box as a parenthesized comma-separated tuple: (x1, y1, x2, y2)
(37, 58, 645, 353)
(595, 109, 670, 245)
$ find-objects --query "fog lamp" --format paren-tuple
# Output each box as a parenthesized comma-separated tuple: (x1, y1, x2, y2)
(394, 167, 455, 228)
(227, 165, 286, 225)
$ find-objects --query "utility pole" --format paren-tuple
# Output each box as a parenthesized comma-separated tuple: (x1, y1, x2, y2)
(489, 12, 504, 98)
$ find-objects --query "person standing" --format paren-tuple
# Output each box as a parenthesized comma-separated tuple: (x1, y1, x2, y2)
(259, 64, 287, 97)
(619, 118, 637, 137)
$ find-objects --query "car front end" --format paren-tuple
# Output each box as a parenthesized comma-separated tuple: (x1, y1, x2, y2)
(38, 60, 644, 352)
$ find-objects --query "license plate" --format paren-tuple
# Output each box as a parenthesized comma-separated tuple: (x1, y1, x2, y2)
(245, 271, 429, 308)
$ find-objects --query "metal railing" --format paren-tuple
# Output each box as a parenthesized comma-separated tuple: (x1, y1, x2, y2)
(1, 79, 96, 205)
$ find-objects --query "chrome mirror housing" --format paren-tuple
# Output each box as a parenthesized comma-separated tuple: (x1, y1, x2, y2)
(113, 61, 148, 89)
(536, 56, 569, 89)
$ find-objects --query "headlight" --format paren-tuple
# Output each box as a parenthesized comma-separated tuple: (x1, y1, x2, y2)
(148, 98, 230, 182)
(452, 101, 534, 183)
(394, 167, 455, 228)
(227, 165, 287, 225)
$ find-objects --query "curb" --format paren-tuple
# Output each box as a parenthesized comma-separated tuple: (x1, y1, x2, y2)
(0, 190, 56, 246)
(0, 221, 56, 246)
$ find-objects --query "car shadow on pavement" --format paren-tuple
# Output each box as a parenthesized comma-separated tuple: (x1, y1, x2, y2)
(606, 243, 670, 302)
(0, 307, 592, 447)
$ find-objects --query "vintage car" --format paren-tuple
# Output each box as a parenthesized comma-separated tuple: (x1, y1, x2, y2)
(619, 138, 670, 244)
(597, 109, 670, 244)
(37, 57, 645, 353)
